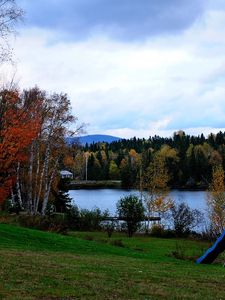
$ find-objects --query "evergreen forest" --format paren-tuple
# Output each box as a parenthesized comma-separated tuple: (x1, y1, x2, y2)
(66, 130, 225, 189)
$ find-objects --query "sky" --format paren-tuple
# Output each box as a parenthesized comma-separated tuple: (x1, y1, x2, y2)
(3, 0, 225, 138)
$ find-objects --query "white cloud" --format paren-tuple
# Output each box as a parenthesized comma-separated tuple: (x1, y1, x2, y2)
(4, 3, 225, 138)
(104, 127, 225, 139)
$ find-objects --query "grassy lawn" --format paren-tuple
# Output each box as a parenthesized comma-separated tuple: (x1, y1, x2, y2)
(0, 224, 225, 299)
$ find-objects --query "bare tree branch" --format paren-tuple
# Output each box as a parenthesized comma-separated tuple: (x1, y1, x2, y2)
(0, 0, 23, 62)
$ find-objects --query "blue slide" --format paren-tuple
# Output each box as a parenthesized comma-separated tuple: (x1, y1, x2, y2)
(196, 230, 225, 264)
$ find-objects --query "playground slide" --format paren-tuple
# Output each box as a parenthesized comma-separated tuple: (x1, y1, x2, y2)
(196, 230, 225, 264)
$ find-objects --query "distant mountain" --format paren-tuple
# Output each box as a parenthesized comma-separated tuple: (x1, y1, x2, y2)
(67, 134, 122, 146)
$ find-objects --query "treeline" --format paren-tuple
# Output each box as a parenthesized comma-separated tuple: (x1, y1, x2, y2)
(67, 130, 225, 189)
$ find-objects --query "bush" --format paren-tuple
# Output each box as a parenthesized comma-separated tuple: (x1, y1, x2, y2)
(117, 194, 145, 237)
(66, 206, 109, 231)
(17, 206, 110, 232)
(101, 220, 115, 237)
(150, 224, 164, 236)
(77, 208, 109, 231)
(170, 242, 186, 260)
(150, 224, 175, 238)
(18, 214, 68, 233)
(170, 202, 203, 237)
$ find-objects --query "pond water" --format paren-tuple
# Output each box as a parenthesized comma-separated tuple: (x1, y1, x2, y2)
(69, 189, 208, 215)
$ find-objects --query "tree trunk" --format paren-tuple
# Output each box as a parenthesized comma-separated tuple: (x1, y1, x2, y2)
(33, 143, 40, 213)
(16, 162, 23, 209)
(36, 142, 50, 214)
(41, 157, 59, 215)
(28, 143, 34, 214)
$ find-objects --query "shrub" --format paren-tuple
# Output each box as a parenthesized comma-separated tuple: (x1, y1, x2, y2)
(17, 214, 68, 233)
(17, 206, 110, 233)
(117, 194, 145, 237)
(170, 242, 186, 260)
(77, 208, 109, 231)
(101, 220, 115, 238)
(170, 202, 203, 237)
(150, 224, 164, 236)
(150, 224, 175, 238)
(18, 215, 50, 230)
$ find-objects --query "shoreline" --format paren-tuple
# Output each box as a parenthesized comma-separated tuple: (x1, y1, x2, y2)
(69, 180, 122, 189)
(68, 180, 207, 191)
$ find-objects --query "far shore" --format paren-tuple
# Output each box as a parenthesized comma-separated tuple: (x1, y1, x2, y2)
(68, 180, 207, 191)
(69, 180, 122, 189)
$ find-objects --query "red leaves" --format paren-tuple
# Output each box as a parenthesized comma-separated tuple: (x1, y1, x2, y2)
(0, 90, 41, 204)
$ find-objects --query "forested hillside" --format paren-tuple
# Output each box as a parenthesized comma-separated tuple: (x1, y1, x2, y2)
(64, 130, 225, 189)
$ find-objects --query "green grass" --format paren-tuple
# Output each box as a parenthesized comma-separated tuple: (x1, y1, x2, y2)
(0, 224, 225, 299)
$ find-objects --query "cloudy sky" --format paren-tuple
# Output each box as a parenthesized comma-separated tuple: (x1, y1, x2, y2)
(5, 0, 225, 138)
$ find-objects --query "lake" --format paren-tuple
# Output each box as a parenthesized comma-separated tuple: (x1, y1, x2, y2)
(69, 189, 208, 215)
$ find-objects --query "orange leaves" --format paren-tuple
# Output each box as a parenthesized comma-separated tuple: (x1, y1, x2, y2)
(63, 154, 75, 169)
(149, 196, 174, 215)
(0, 90, 41, 204)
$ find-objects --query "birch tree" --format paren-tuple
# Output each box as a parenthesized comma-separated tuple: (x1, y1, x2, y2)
(143, 151, 173, 229)
(18, 88, 78, 215)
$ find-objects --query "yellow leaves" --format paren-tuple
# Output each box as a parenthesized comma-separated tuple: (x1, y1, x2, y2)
(144, 152, 172, 216)
(100, 150, 107, 163)
(207, 165, 225, 234)
(109, 160, 120, 180)
(209, 150, 223, 167)
(149, 196, 174, 214)
(129, 149, 141, 168)
(120, 158, 127, 169)
(210, 165, 225, 192)
(155, 196, 173, 210)
(129, 149, 138, 158)
(146, 154, 169, 192)
(158, 145, 179, 162)
(63, 155, 74, 168)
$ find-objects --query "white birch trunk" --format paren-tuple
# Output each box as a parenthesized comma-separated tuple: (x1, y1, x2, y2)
(16, 162, 23, 209)
(33, 143, 40, 213)
(36, 142, 50, 214)
(41, 157, 59, 215)
(28, 143, 34, 214)
(11, 188, 15, 204)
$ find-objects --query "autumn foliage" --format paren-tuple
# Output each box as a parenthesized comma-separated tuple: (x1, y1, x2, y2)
(207, 165, 225, 234)
(0, 90, 41, 204)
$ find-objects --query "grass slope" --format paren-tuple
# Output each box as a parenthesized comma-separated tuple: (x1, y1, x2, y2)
(0, 224, 225, 299)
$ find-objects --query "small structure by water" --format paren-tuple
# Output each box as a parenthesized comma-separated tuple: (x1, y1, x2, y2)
(60, 170, 73, 179)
